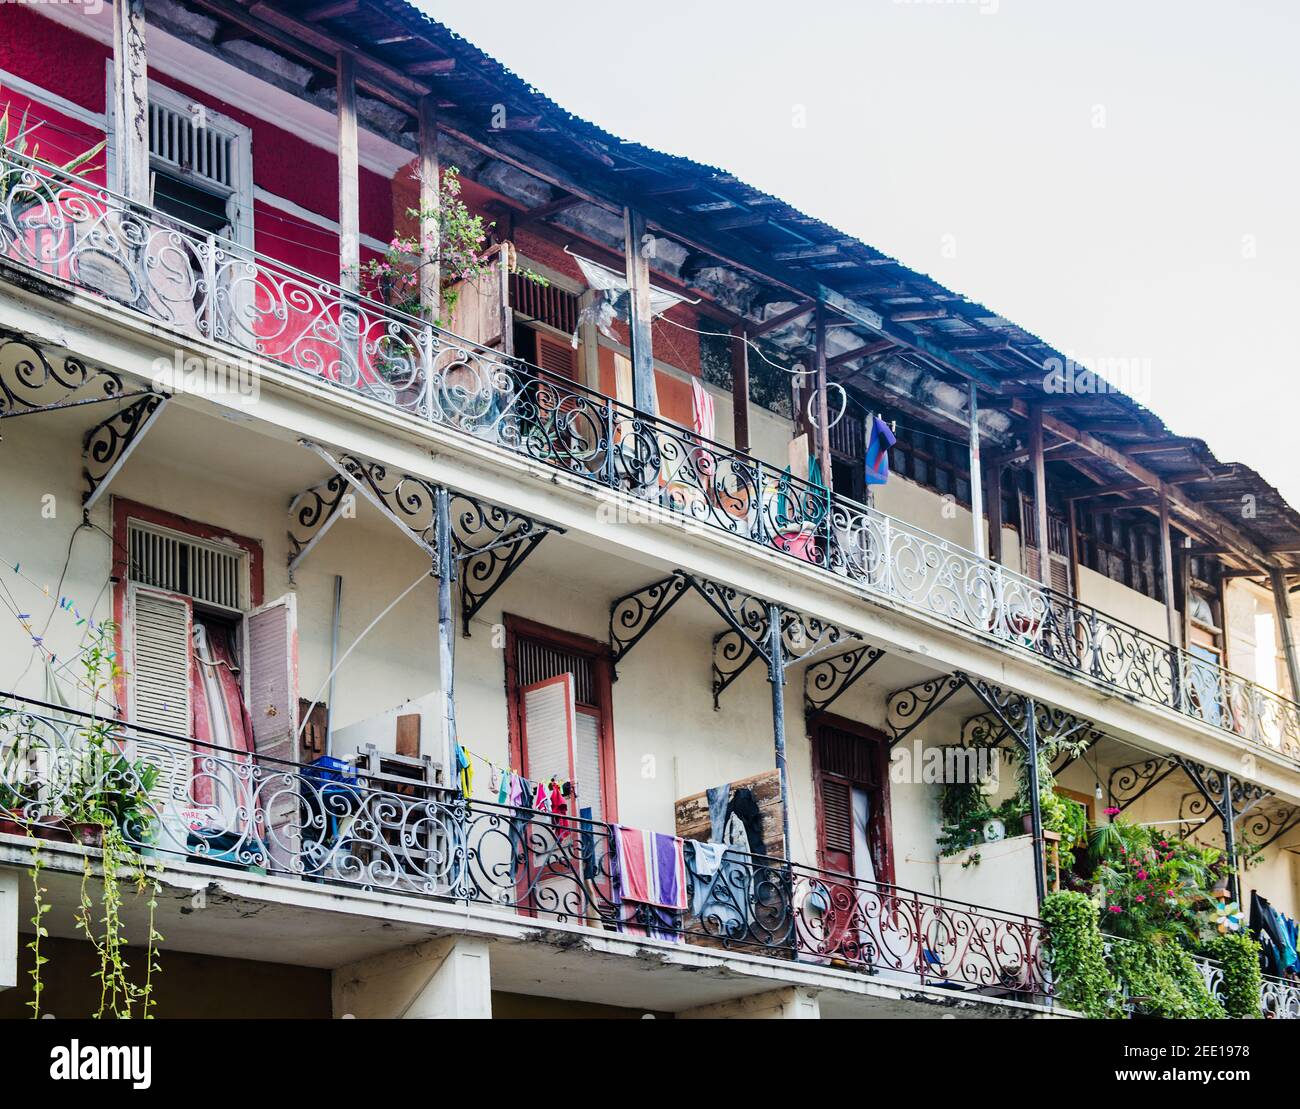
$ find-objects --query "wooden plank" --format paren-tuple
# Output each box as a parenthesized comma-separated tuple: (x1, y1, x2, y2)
(336, 52, 360, 290)
(674, 770, 785, 859)
(112, 0, 150, 202)
(1159, 494, 1179, 646)
(395, 713, 421, 758)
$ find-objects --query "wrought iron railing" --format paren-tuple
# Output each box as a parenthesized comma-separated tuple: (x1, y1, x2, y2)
(0, 692, 1048, 999)
(1, 147, 1297, 760)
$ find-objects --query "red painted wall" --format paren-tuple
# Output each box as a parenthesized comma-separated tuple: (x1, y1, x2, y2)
(0, 6, 393, 268)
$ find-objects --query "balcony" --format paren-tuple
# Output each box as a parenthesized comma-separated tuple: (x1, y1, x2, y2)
(1, 148, 1298, 765)
(0, 692, 1050, 1004)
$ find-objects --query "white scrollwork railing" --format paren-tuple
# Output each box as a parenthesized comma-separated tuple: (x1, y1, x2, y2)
(1, 147, 1297, 762)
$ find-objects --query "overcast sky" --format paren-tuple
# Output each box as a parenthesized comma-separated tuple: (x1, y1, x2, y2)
(423, 0, 1299, 505)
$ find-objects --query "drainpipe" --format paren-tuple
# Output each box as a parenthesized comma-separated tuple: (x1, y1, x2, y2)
(1025, 698, 1047, 910)
(325, 574, 342, 758)
(967, 383, 985, 558)
(766, 603, 792, 859)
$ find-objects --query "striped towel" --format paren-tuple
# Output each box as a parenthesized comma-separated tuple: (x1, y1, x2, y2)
(612, 825, 687, 911)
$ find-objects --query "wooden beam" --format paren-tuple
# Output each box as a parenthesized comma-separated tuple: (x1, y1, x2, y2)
(1159, 494, 1179, 646)
(968, 384, 985, 558)
(1011, 401, 1277, 569)
(336, 52, 360, 291)
(417, 94, 440, 319)
(405, 58, 458, 76)
(1268, 568, 1300, 700)
(1029, 403, 1051, 586)
(732, 328, 751, 454)
(814, 303, 832, 487)
(515, 195, 583, 225)
(624, 207, 656, 414)
(303, 0, 358, 20)
(112, 0, 150, 202)
(826, 339, 894, 369)
(751, 303, 815, 337)
(247, 1, 433, 99)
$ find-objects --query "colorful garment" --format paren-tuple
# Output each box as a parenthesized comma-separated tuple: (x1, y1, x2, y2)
(864, 416, 897, 486)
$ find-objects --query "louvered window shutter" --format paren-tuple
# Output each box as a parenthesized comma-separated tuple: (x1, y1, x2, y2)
(574, 711, 603, 823)
(129, 587, 194, 817)
(520, 674, 577, 791)
(245, 595, 300, 871)
(821, 778, 853, 857)
(245, 594, 298, 762)
(536, 333, 578, 382)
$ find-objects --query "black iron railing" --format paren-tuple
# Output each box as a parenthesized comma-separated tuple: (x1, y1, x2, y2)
(0, 692, 1049, 999)
(1, 148, 1296, 761)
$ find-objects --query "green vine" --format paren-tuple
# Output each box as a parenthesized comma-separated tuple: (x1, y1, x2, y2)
(27, 844, 48, 1018)
(17, 620, 164, 1018)
(1042, 890, 1117, 1018)
(1205, 933, 1263, 1018)
(1109, 937, 1224, 1019)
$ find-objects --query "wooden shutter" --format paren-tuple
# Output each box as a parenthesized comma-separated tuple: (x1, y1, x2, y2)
(245, 594, 299, 762)
(245, 594, 299, 872)
(574, 710, 603, 822)
(520, 674, 577, 787)
(821, 778, 853, 859)
(129, 587, 194, 818)
(536, 333, 578, 381)
(130, 587, 192, 735)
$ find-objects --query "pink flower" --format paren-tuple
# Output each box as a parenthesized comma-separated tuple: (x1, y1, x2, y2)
(1105, 806, 1121, 817)
(1135, 894, 1146, 902)
(1136, 870, 1148, 880)
(1108, 905, 1122, 913)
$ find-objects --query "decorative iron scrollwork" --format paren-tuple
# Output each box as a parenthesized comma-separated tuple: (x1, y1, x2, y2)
(1107, 757, 1177, 813)
(885, 674, 965, 748)
(450, 491, 558, 636)
(804, 643, 886, 715)
(287, 473, 353, 578)
(0, 331, 126, 418)
(82, 392, 169, 508)
(609, 573, 691, 668)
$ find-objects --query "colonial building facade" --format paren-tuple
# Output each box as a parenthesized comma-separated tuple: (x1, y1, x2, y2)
(0, 0, 1297, 1019)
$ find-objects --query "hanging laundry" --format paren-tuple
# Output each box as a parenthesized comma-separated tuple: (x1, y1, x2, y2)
(864, 416, 897, 486)
(455, 743, 473, 798)
(496, 768, 512, 806)
(690, 377, 716, 441)
(612, 825, 687, 943)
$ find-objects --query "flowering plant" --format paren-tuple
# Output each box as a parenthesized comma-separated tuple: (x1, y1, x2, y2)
(1088, 817, 1227, 944)
(359, 166, 545, 326)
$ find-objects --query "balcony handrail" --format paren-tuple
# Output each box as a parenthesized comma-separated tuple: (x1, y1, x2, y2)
(0, 690, 1049, 997)
(1, 144, 1297, 762)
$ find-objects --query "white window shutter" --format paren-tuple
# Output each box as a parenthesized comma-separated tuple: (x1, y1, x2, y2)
(521, 674, 577, 789)
(574, 711, 603, 823)
(128, 587, 194, 817)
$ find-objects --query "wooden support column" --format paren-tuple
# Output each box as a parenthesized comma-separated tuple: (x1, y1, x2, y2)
(1268, 567, 1300, 700)
(731, 327, 751, 453)
(967, 383, 985, 558)
(112, 0, 150, 202)
(336, 52, 360, 292)
(1028, 403, 1051, 586)
(813, 303, 832, 487)
(417, 94, 440, 320)
(985, 456, 1004, 565)
(1159, 494, 1180, 647)
(623, 207, 656, 414)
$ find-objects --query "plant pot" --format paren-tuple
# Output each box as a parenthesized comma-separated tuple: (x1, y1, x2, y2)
(1022, 812, 1035, 836)
(0, 816, 26, 838)
(69, 822, 103, 847)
